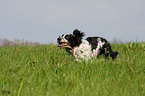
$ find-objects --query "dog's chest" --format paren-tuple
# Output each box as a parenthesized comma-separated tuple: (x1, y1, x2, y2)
(72, 40, 93, 61)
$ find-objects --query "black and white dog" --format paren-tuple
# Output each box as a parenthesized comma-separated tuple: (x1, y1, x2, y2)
(57, 29, 119, 62)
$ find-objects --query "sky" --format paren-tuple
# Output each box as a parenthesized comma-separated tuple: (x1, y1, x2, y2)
(0, 0, 145, 44)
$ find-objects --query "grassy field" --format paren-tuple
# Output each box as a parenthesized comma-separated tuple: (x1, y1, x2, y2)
(0, 42, 145, 96)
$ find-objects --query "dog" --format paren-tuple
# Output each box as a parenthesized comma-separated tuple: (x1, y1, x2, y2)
(57, 29, 119, 62)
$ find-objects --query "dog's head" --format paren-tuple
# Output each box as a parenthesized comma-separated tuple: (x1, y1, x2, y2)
(57, 33, 73, 49)
(57, 29, 85, 49)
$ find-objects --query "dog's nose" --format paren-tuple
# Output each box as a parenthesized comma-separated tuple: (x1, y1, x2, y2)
(57, 36, 61, 41)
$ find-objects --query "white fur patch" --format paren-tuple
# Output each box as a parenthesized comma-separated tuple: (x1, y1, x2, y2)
(92, 38, 105, 57)
(73, 40, 92, 62)
(73, 38, 105, 62)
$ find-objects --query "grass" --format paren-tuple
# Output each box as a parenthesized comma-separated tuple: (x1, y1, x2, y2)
(0, 42, 145, 96)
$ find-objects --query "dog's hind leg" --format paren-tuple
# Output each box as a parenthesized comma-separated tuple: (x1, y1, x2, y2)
(103, 42, 119, 60)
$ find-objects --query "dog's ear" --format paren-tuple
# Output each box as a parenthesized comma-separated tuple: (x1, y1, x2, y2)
(73, 29, 85, 42)
(67, 34, 78, 48)
(73, 29, 85, 37)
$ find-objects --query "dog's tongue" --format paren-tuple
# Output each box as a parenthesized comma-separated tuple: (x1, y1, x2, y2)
(59, 43, 67, 47)
(59, 43, 71, 48)
(62, 43, 65, 46)
(58, 43, 65, 46)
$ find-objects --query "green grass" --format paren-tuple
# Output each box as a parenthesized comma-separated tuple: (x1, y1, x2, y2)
(0, 42, 145, 96)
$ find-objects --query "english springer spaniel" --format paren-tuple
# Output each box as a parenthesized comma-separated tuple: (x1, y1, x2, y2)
(57, 29, 119, 62)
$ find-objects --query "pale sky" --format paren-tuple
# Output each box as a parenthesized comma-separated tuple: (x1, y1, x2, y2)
(0, 0, 145, 44)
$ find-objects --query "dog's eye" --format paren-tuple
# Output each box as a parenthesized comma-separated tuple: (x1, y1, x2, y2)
(65, 35, 69, 39)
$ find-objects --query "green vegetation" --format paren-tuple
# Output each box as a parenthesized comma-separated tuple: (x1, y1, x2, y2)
(0, 42, 145, 96)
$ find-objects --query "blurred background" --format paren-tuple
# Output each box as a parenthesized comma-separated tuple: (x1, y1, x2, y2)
(0, 0, 145, 46)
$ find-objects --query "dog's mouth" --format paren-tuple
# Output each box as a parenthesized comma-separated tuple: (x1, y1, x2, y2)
(58, 42, 71, 49)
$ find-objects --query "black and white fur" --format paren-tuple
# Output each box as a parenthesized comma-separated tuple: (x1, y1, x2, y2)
(57, 29, 119, 62)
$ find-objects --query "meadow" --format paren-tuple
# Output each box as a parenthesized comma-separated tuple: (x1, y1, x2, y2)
(0, 42, 145, 96)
